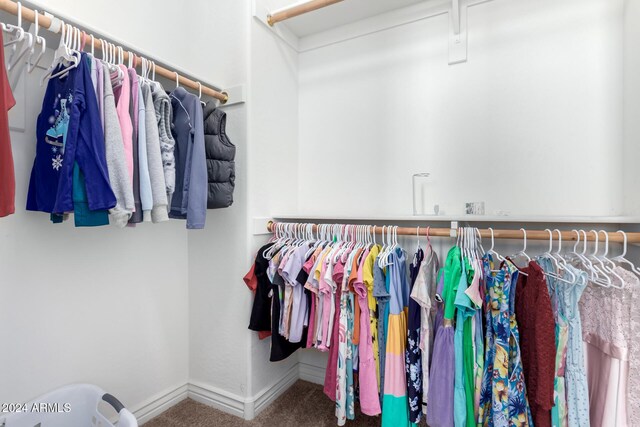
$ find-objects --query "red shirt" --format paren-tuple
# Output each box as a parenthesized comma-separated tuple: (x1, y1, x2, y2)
(515, 261, 556, 427)
(243, 262, 271, 340)
(0, 31, 16, 217)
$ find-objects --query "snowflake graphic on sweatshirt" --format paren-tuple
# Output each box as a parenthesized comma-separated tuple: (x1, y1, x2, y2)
(52, 154, 63, 171)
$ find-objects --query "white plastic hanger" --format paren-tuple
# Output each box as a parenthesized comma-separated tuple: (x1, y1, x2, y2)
(41, 23, 80, 84)
(26, 9, 46, 74)
(540, 229, 575, 285)
(100, 37, 107, 62)
(4, 1, 25, 48)
(553, 229, 576, 282)
(7, 2, 33, 72)
(148, 60, 162, 91)
(197, 81, 206, 107)
(376, 225, 386, 268)
(612, 230, 640, 276)
(544, 229, 558, 260)
(470, 227, 479, 262)
(474, 228, 485, 257)
(139, 56, 147, 84)
(597, 230, 625, 289)
(464, 227, 473, 263)
(486, 227, 504, 263)
(553, 229, 568, 267)
(469, 228, 479, 273)
(461, 227, 470, 268)
(380, 225, 396, 267)
(106, 41, 124, 87)
(377, 225, 388, 267)
(587, 230, 614, 284)
(512, 228, 531, 263)
(577, 230, 610, 287)
(304, 223, 319, 259)
(175, 71, 180, 89)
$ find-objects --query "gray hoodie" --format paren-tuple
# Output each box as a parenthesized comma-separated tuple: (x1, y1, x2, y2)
(151, 85, 176, 205)
(142, 83, 169, 223)
(169, 87, 207, 229)
(102, 61, 135, 227)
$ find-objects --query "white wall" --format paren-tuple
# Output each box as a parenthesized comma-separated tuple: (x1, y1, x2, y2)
(0, 56, 189, 415)
(298, 0, 625, 217)
(246, 1, 301, 400)
(185, 0, 251, 410)
(2, 0, 637, 423)
(294, 0, 630, 380)
(624, 0, 640, 215)
(0, 0, 244, 420)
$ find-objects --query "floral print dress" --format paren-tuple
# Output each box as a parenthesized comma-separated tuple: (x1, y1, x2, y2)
(479, 258, 533, 427)
(406, 248, 424, 423)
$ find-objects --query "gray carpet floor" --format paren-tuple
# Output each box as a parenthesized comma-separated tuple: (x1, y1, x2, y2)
(145, 380, 391, 426)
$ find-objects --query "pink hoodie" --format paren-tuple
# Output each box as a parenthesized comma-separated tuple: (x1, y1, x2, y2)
(113, 64, 133, 185)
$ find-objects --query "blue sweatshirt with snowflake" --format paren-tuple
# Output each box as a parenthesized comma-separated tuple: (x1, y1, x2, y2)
(27, 53, 115, 214)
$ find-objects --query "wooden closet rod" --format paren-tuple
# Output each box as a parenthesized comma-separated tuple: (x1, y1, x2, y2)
(0, 0, 228, 103)
(267, 221, 640, 244)
(268, 0, 345, 26)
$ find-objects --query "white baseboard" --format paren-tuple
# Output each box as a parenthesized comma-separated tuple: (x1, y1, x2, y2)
(298, 362, 325, 385)
(245, 364, 299, 420)
(134, 384, 189, 425)
(135, 361, 328, 424)
(187, 381, 245, 418)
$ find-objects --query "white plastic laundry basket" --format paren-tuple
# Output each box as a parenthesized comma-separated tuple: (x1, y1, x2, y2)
(0, 384, 137, 427)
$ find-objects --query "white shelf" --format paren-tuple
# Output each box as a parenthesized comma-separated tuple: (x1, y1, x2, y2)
(271, 214, 640, 224)
(270, 0, 428, 38)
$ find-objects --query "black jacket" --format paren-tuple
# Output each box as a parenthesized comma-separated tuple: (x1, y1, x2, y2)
(203, 101, 235, 209)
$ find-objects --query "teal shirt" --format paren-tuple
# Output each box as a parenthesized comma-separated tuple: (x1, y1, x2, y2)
(73, 55, 109, 227)
(73, 165, 109, 226)
(454, 257, 479, 427)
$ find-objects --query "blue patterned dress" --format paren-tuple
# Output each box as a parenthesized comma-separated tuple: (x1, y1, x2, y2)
(406, 249, 424, 423)
(479, 258, 533, 427)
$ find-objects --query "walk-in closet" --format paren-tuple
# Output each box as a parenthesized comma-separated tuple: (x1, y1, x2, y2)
(1, 0, 639, 426)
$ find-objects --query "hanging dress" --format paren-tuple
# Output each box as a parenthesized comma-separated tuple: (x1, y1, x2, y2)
(427, 246, 461, 427)
(537, 257, 569, 427)
(559, 265, 590, 427)
(580, 266, 640, 426)
(454, 258, 478, 427)
(354, 248, 381, 416)
(410, 245, 440, 418)
(381, 248, 411, 427)
(479, 258, 532, 427)
(629, 266, 640, 424)
(507, 265, 533, 426)
(374, 260, 390, 408)
(363, 245, 382, 393)
(406, 248, 424, 423)
(515, 261, 556, 427)
(336, 248, 355, 425)
(304, 246, 323, 348)
(325, 257, 345, 401)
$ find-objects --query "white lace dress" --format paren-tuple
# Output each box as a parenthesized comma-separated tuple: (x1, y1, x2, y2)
(579, 266, 640, 427)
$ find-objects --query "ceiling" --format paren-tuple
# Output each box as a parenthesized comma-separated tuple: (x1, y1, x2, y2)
(278, 0, 429, 38)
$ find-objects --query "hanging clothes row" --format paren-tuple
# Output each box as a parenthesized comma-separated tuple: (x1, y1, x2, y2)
(0, 20, 235, 225)
(244, 222, 640, 427)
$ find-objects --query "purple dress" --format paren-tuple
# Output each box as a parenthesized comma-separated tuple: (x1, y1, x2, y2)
(427, 270, 455, 427)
